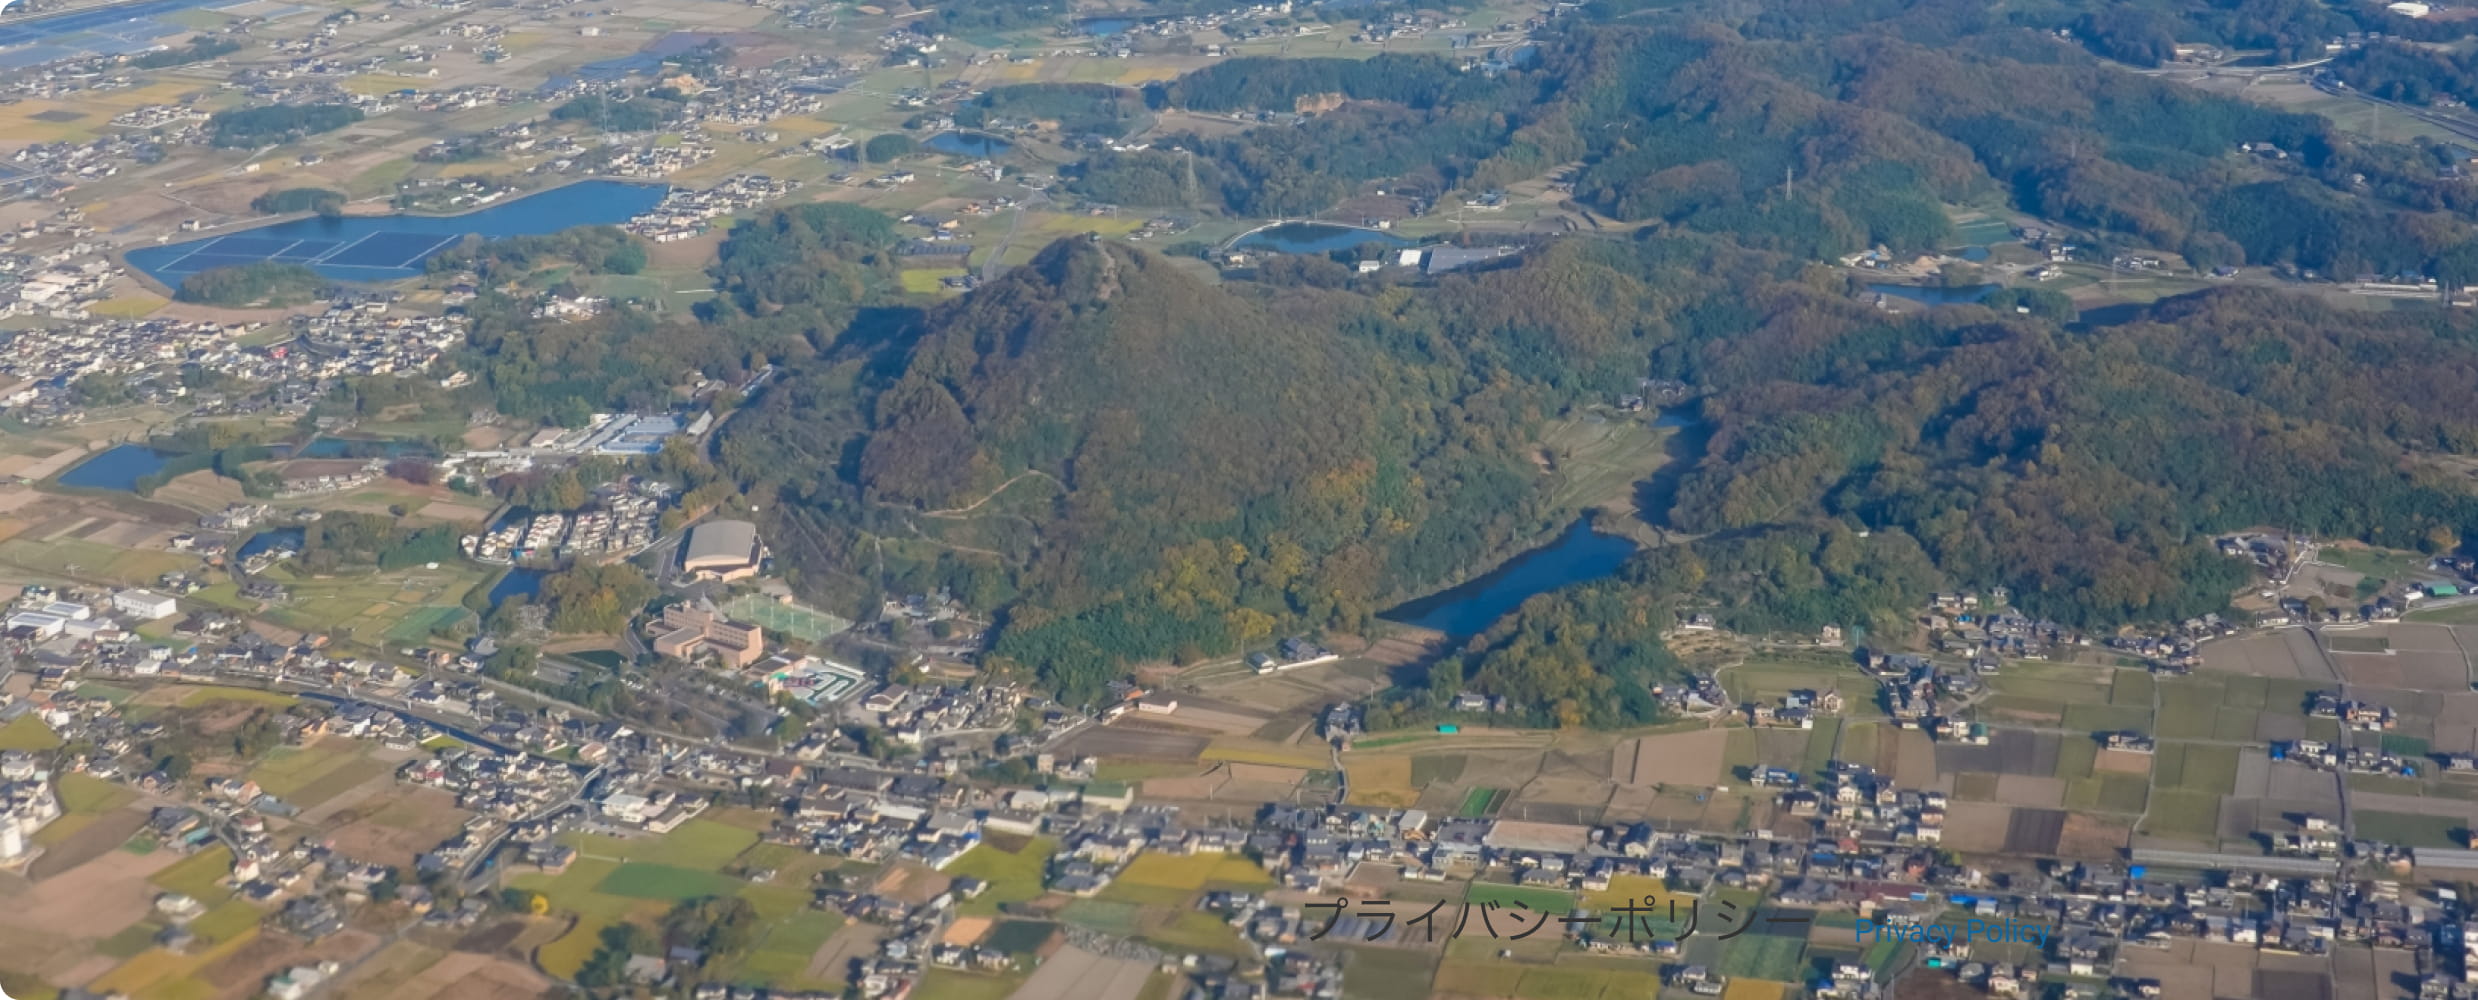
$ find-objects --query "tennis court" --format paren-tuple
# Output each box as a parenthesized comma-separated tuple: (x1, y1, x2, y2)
(723, 593, 852, 642)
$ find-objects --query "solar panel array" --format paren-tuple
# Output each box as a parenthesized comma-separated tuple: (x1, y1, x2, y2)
(146, 230, 465, 280)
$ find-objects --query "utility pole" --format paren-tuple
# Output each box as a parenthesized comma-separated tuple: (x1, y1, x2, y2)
(1784, 165, 1795, 200)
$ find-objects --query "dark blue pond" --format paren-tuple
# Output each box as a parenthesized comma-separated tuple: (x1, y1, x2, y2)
(1231, 222, 1415, 255)
(126, 180, 670, 284)
(1869, 283, 1998, 306)
(488, 568, 548, 607)
(1080, 17, 1138, 35)
(925, 131, 1013, 157)
(1383, 518, 1641, 636)
(571, 31, 742, 82)
(240, 527, 304, 560)
(57, 444, 169, 491)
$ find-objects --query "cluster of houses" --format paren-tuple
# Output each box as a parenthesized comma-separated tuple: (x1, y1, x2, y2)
(1747, 688, 1845, 730)
(2272, 739, 2418, 777)
(854, 681, 1045, 748)
(286, 297, 469, 379)
(0, 316, 283, 413)
(398, 744, 587, 875)
(462, 492, 664, 565)
(1860, 650, 1984, 731)
(1770, 763, 1952, 845)
(624, 174, 803, 243)
(1247, 636, 1337, 675)
(0, 749, 62, 864)
(2308, 693, 2399, 731)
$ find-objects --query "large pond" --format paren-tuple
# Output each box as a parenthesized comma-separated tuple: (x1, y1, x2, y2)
(924, 131, 1014, 157)
(126, 180, 670, 284)
(1231, 222, 1415, 255)
(57, 444, 170, 492)
(1382, 518, 1642, 637)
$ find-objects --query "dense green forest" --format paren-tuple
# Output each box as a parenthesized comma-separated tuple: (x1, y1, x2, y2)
(250, 187, 346, 218)
(206, 103, 362, 147)
(130, 36, 241, 70)
(960, 83, 1151, 137)
(448, 205, 887, 423)
(550, 93, 676, 132)
(297, 513, 464, 574)
(175, 262, 328, 307)
(443, 2, 2478, 724)
(428, 225, 647, 282)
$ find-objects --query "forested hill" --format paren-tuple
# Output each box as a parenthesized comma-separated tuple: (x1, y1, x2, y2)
(852, 240, 1570, 699)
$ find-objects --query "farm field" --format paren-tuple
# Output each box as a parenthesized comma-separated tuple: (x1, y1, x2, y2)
(939, 837, 1057, 915)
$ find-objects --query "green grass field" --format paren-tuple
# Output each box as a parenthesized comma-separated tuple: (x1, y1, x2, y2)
(1719, 931, 1807, 981)
(246, 746, 373, 801)
(2158, 743, 2240, 794)
(538, 916, 612, 979)
(941, 837, 1057, 915)
(1115, 851, 1273, 891)
(2061, 703, 2152, 735)
(736, 909, 843, 985)
(1140, 909, 1251, 956)
(2384, 733, 2433, 758)
(2139, 790, 2222, 840)
(95, 921, 162, 959)
(2065, 773, 2151, 814)
(917, 969, 1028, 1000)
(1536, 415, 1675, 511)
(150, 846, 235, 902)
(594, 862, 743, 901)
(1988, 674, 2112, 704)
(2054, 735, 2099, 780)
(2354, 810, 2466, 847)
(1457, 787, 1507, 818)
(508, 857, 638, 921)
(1431, 960, 1668, 1000)
(1409, 754, 1467, 786)
(0, 715, 62, 751)
(188, 900, 262, 943)
(1061, 899, 1144, 935)
(570, 819, 758, 870)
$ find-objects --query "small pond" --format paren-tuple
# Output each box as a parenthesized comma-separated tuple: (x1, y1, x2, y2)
(1231, 222, 1415, 255)
(239, 527, 305, 560)
(1382, 518, 1642, 637)
(488, 567, 549, 607)
(925, 131, 1013, 157)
